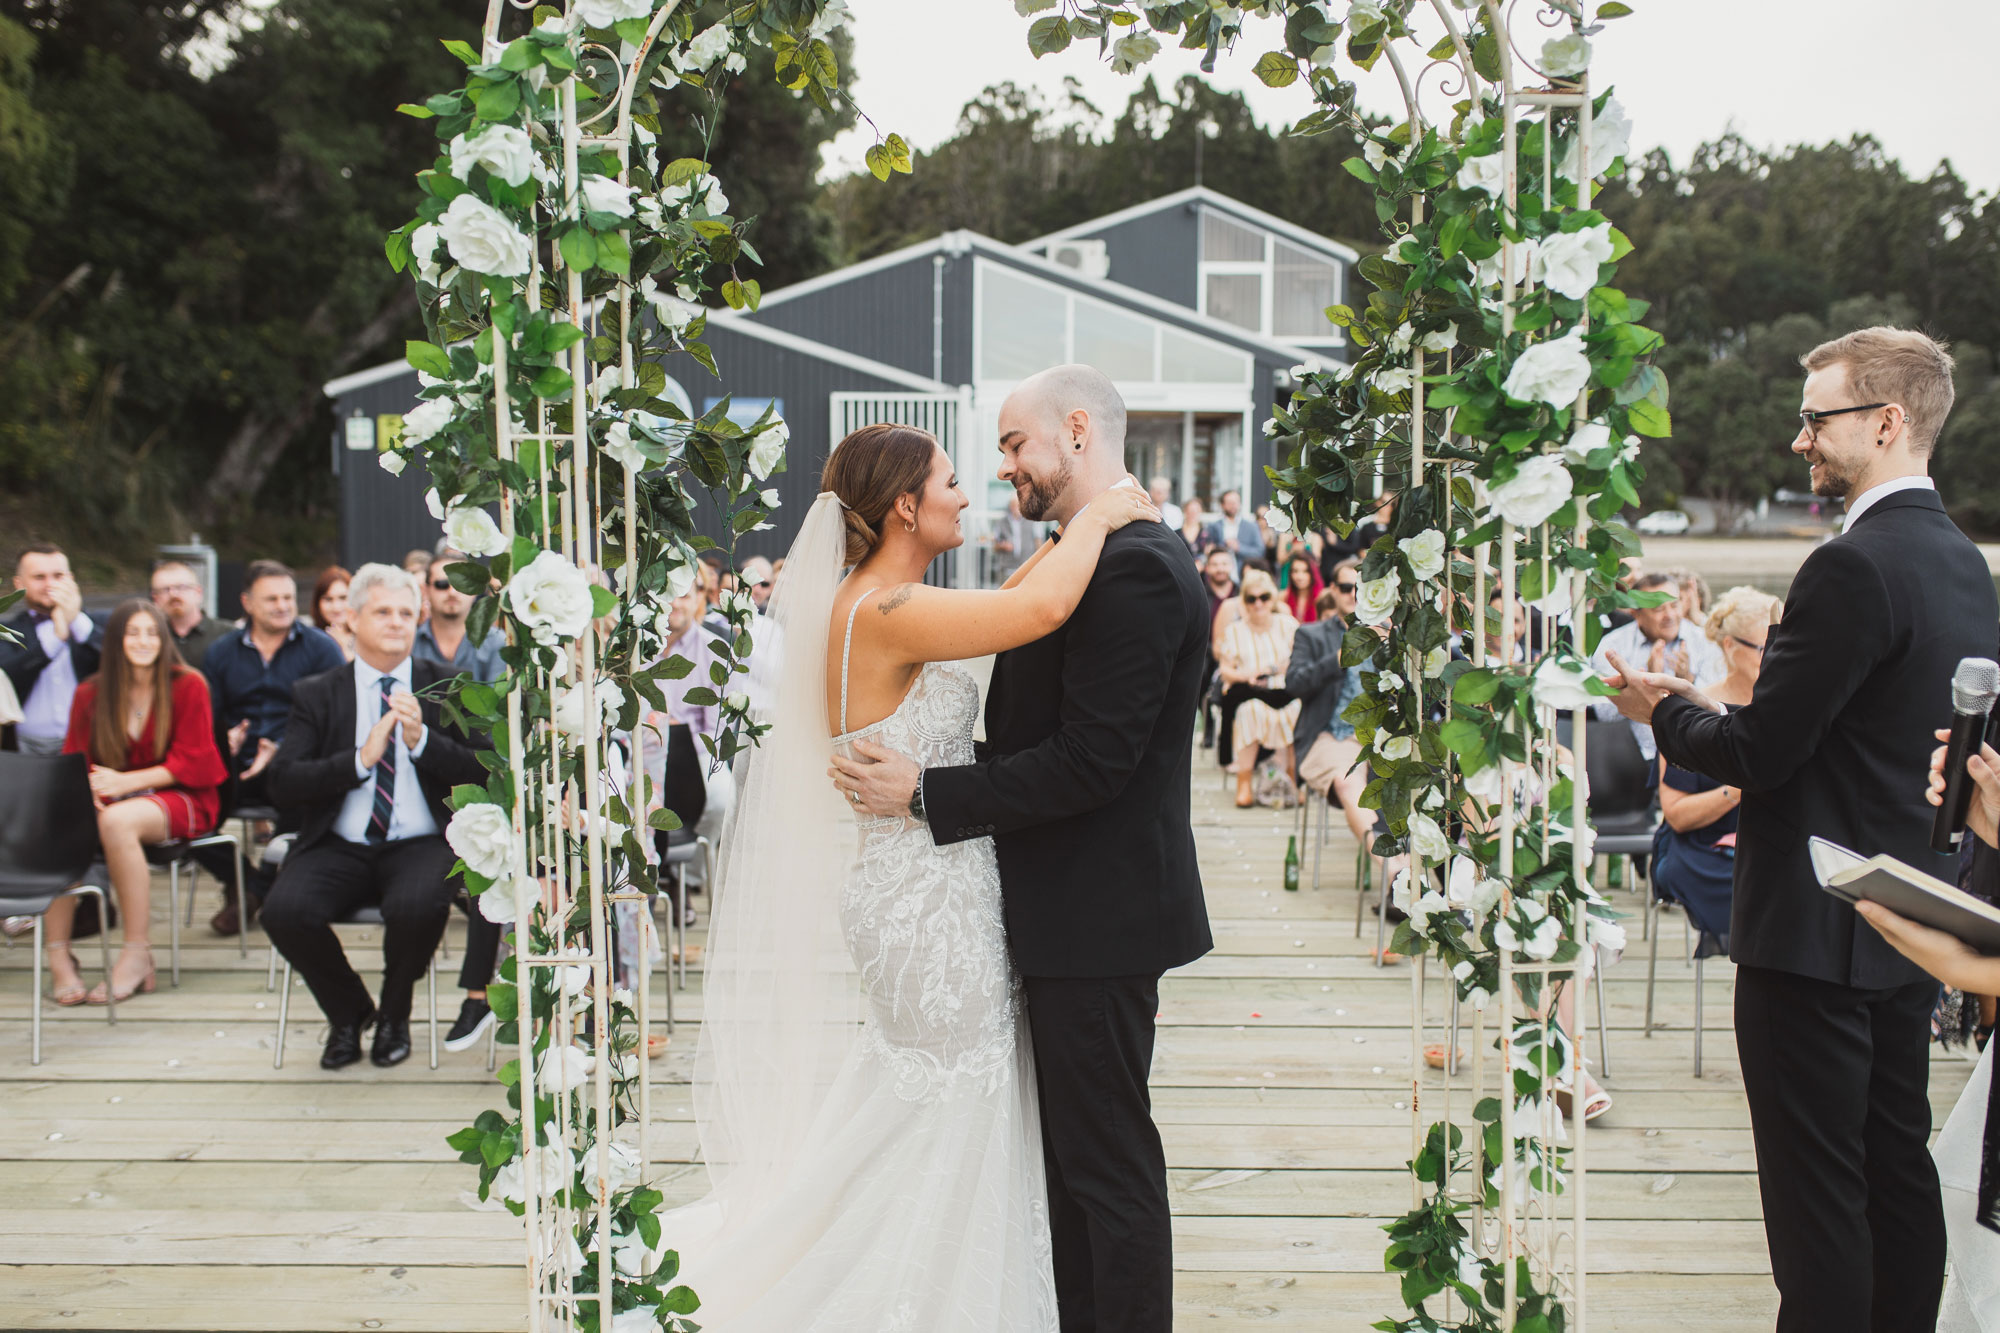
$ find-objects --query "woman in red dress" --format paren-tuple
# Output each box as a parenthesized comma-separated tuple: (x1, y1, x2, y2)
(44, 600, 226, 1005)
(1280, 549, 1324, 624)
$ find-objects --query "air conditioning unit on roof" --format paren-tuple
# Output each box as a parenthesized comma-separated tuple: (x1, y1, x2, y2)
(1047, 239, 1110, 279)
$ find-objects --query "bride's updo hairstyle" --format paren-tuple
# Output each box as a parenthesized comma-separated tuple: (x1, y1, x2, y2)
(821, 422, 939, 565)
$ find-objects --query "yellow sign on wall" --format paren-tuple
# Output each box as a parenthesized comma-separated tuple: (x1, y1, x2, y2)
(377, 414, 406, 453)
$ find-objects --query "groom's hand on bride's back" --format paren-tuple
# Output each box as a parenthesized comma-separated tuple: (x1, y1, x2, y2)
(830, 740, 922, 818)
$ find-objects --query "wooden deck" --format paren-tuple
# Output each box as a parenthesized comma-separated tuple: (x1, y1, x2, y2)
(0, 774, 1976, 1331)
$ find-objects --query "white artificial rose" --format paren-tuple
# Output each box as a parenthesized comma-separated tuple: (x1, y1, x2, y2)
(1559, 95, 1631, 183)
(378, 449, 407, 477)
(1385, 322, 1414, 355)
(1356, 570, 1400, 626)
(1463, 759, 1506, 808)
(507, 549, 595, 646)
(400, 396, 456, 448)
(538, 1043, 594, 1094)
(1423, 646, 1448, 678)
(1267, 508, 1293, 535)
(601, 420, 649, 472)
(1347, 0, 1386, 26)
(1531, 652, 1601, 712)
(1407, 810, 1451, 863)
(446, 803, 515, 881)
(1398, 529, 1446, 581)
(574, 0, 651, 26)
(663, 558, 697, 600)
(445, 505, 509, 558)
(1524, 914, 1563, 960)
(611, 1227, 669, 1281)
(809, 0, 852, 37)
(1527, 566, 1574, 615)
(1377, 670, 1405, 693)
(1562, 418, 1612, 465)
(582, 1140, 642, 1192)
(1379, 733, 1413, 762)
(1541, 32, 1591, 77)
(1373, 365, 1416, 394)
(579, 174, 633, 219)
(1363, 138, 1389, 171)
(748, 419, 787, 479)
(1532, 223, 1614, 300)
(554, 680, 625, 740)
(424, 487, 446, 521)
(1501, 328, 1592, 406)
(1621, 434, 1642, 464)
(685, 22, 732, 68)
(1457, 1248, 1487, 1290)
(437, 193, 534, 278)
(410, 223, 444, 285)
(1477, 237, 1534, 289)
(1446, 855, 1502, 915)
(1488, 453, 1575, 528)
(448, 124, 535, 188)
(1391, 867, 1416, 915)
(723, 50, 747, 75)
(475, 874, 538, 925)
(1419, 323, 1459, 353)
(1110, 32, 1161, 73)
(1261, 416, 1281, 439)
(1408, 889, 1451, 934)
(1457, 151, 1505, 196)
(1589, 913, 1627, 955)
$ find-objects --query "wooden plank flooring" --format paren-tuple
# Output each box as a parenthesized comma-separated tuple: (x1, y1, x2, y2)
(0, 773, 1977, 1330)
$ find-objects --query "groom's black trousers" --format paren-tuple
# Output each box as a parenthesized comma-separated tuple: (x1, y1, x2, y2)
(1024, 973, 1172, 1333)
(1733, 964, 1944, 1333)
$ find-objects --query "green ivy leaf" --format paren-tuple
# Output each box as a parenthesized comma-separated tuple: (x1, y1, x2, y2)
(406, 340, 453, 378)
(440, 38, 479, 65)
(558, 227, 597, 273)
(1626, 397, 1671, 437)
(1253, 51, 1299, 88)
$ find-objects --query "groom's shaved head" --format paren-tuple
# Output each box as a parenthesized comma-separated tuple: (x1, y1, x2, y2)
(1015, 364, 1128, 452)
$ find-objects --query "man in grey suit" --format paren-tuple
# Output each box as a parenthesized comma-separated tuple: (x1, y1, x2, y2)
(1203, 489, 1265, 569)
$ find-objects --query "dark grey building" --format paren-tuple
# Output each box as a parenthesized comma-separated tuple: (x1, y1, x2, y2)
(324, 187, 1355, 576)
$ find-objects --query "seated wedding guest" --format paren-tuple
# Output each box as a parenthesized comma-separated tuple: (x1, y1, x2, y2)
(2, 542, 103, 755)
(1280, 549, 1323, 624)
(1177, 499, 1210, 561)
(1198, 548, 1237, 749)
(150, 561, 231, 679)
(410, 544, 506, 1050)
(1290, 586, 1375, 847)
(412, 546, 503, 682)
(1675, 568, 1712, 629)
(643, 581, 731, 913)
(312, 565, 356, 662)
(1588, 569, 1723, 759)
(988, 495, 1040, 584)
(739, 555, 776, 615)
(400, 551, 433, 626)
(41, 600, 226, 1005)
(1147, 475, 1183, 532)
(262, 563, 489, 1069)
(1218, 568, 1302, 807)
(1652, 587, 1780, 963)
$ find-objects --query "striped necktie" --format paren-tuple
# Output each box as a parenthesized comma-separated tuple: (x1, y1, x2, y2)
(366, 675, 398, 844)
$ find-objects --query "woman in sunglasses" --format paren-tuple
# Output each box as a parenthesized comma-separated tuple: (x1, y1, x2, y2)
(1217, 567, 1303, 806)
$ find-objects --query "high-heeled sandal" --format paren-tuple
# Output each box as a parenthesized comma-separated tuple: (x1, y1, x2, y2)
(86, 943, 156, 1005)
(46, 944, 88, 1007)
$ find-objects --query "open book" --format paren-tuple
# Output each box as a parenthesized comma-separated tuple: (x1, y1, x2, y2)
(1810, 837, 2000, 954)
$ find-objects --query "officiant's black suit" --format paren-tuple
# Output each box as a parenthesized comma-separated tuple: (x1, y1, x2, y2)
(1652, 488, 1995, 1332)
(926, 517, 1212, 1333)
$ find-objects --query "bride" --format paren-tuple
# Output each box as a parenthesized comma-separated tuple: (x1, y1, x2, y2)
(662, 421, 1157, 1329)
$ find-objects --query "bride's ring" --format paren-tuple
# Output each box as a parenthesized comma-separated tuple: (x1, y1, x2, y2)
(848, 790, 860, 804)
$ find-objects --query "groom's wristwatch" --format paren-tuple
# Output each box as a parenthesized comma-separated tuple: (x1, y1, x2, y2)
(907, 773, 927, 823)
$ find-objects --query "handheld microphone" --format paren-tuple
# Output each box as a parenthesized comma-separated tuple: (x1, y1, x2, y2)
(1930, 657, 2000, 855)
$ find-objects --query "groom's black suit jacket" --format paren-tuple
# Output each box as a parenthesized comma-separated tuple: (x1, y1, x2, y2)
(924, 519, 1213, 978)
(1653, 488, 1998, 988)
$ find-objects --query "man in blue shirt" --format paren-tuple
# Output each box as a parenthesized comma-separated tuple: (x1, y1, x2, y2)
(411, 546, 505, 684)
(200, 559, 345, 929)
(1203, 489, 1266, 570)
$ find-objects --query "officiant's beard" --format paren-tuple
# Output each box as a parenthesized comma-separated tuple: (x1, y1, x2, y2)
(1014, 454, 1075, 521)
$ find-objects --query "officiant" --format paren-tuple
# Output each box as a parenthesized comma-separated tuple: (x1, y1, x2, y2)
(1601, 327, 1995, 1333)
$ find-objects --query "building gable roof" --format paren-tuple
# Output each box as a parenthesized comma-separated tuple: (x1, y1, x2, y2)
(1019, 185, 1363, 266)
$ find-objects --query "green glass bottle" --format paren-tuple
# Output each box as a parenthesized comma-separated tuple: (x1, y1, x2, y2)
(1283, 834, 1301, 892)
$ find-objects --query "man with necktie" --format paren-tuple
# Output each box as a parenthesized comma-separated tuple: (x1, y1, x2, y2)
(264, 563, 488, 1069)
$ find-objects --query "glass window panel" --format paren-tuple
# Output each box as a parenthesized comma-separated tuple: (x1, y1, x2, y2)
(979, 266, 1069, 382)
(1201, 210, 1267, 262)
(1161, 328, 1249, 384)
(1273, 239, 1341, 339)
(1073, 299, 1157, 382)
(1205, 272, 1263, 333)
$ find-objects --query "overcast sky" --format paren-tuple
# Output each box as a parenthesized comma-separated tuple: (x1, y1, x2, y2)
(824, 0, 2000, 191)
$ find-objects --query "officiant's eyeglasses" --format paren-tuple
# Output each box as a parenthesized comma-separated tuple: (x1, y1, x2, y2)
(1798, 403, 1889, 442)
(1729, 635, 1765, 655)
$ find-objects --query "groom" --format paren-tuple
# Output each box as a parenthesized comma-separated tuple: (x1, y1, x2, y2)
(837, 363, 1212, 1331)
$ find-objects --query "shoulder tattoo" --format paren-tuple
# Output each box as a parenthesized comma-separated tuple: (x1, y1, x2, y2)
(876, 584, 916, 615)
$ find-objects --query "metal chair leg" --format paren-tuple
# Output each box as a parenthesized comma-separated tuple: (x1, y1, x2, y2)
(30, 915, 43, 1067)
(1354, 846, 1371, 938)
(274, 961, 291, 1069)
(267, 940, 279, 992)
(673, 867, 687, 991)
(428, 957, 439, 1070)
(1594, 950, 1610, 1075)
(1373, 863, 1391, 966)
(168, 861, 182, 987)
(1693, 955, 1705, 1078)
(1643, 894, 1660, 1037)
(1310, 794, 1327, 890)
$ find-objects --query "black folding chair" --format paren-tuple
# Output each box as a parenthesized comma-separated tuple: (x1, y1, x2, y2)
(0, 752, 115, 1064)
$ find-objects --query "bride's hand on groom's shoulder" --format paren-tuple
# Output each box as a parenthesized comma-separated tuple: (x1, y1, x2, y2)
(1078, 486, 1159, 534)
(829, 739, 922, 818)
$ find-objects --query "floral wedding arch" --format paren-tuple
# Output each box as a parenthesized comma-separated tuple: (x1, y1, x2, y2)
(384, 0, 1664, 1328)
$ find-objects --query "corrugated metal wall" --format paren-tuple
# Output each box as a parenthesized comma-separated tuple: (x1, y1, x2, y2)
(1077, 206, 1200, 309)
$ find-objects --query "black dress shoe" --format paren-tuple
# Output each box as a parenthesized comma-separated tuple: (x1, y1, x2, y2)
(321, 1007, 377, 1071)
(371, 1017, 412, 1068)
(442, 997, 493, 1053)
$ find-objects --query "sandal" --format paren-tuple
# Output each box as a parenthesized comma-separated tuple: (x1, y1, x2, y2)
(646, 1033, 670, 1059)
(87, 943, 156, 1005)
(1554, 1083, 1613, 1123)
(47, 944, 88, 1006)
(1423, 1043, 1464, 1070)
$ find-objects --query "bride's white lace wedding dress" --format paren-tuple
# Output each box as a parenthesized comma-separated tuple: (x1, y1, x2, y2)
(673, 585, 1056, 1331)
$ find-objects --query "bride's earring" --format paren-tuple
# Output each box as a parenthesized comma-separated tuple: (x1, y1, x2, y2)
(904, 519, 917, 533)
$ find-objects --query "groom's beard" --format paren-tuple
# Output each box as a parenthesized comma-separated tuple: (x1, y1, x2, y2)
(1014, 455, 1074, 521)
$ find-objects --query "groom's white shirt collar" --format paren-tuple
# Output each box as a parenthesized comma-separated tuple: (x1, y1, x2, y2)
(1842, 474, 1933, 532)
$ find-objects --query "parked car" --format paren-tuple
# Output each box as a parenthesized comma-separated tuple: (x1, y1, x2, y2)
(1635, 509, 1691, 535)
